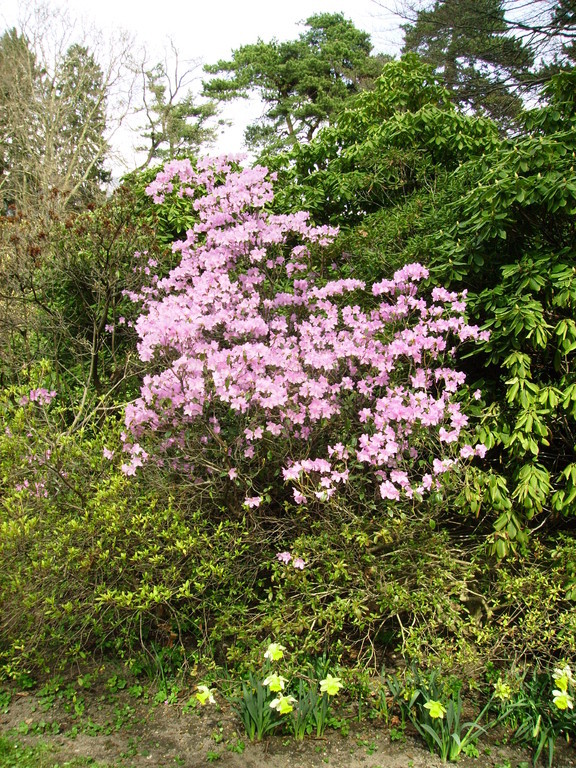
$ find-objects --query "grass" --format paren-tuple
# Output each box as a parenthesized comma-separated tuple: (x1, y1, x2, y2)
(0, 735, 118, 768)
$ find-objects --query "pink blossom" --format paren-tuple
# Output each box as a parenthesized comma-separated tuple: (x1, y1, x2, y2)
(283, 466, 302, 481)
(292, 558, 306, 570)
(276, 551, 292, 564)
(22, 388, 57, 406)
(439, 427, 459, 443)
(121, 156, 485, 506)
(379, 481, 400, 501)
(432, 458, 455, 475)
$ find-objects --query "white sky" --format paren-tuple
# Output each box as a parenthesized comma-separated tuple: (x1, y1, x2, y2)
(1, 0, 404, 172)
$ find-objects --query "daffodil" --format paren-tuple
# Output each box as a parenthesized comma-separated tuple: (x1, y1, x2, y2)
(319, 674, 343, 696)
(269, 694, 296, 715)
(424, 700, 447, 719)
(493, 678, 512, 701)
(195, 684, 216, 705)
(263, 673, 288, 692)
(264, 642, 286, 662)
(553, 663, 573, 681)
(553, 664, 573, 693)
(552, 690, 574, 710)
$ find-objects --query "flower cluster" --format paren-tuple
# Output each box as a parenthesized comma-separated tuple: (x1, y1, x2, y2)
(260, 643, 343, 719)
(20, 388, 57, 406)
(552, 663, 574, 710)
(197, 641, 344, 740)
(122, 156, 486, 504)
(276, 551, 306, 569)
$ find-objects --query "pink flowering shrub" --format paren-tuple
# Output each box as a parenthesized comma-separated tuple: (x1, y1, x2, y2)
(20, 388, 57, 406)
(123, 156, 487, 509)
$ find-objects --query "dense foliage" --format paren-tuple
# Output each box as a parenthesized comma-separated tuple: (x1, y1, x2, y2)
(270, 56, 576, 554)
(269, 56, 499, 224)
(401, 0, 535, 125)
(1, 14, 576, 752)
(203, 13, 388, 155)
(425, 73, 576, 553)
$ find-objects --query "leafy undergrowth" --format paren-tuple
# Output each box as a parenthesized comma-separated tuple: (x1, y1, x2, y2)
(0, 735, 116, 767)
(0, 664, 567, 768)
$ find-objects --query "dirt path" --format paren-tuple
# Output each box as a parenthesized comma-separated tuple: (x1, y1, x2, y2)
(3, 680, 571, 768)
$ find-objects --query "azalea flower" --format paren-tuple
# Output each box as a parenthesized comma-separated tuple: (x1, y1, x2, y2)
(27, 388, 57, 405)
(319, 674, 343, 696)
(124, 159, 486, 516)
(553, 690, 574, 710)
(195, 684, 216, 705)
(424, 700, 447, 719)
(276, 551, 292, 564)
(292, 557, 306, 570)
(269, 694, 296, 714)
(263, 673, 288, 692)
(264, 643, 286, 662)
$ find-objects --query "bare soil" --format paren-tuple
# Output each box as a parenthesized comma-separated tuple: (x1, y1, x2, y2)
(1, 673, 575, 768)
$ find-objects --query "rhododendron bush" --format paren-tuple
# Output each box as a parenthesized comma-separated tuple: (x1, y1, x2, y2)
(123, 156, 487, 508)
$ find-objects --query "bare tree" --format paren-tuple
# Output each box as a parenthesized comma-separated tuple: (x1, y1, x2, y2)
(0, 2, 139, 393)
(134, 43, 223, 170)
(0, 2, 136, 216)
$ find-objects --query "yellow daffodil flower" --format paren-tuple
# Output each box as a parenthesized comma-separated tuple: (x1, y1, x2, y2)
(195, 684, 216, 705)
(424, 700, 447, 719)
(553, 664, 573, 693)
(264, 642, 286, 662)
(269, 694, 296, 714)
(493, 678, 512, 701)
(263, 673, 288, 692)
(319, 674, 343, 696)
(552, 690, 574, 710)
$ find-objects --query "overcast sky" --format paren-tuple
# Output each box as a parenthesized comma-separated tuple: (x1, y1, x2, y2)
(1, 0, 404, 171)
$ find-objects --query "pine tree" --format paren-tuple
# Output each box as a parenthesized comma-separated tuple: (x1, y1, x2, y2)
(203, 13, 388, 155)
(402, 0, 534, 126)
(136, 51, 220, 170)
